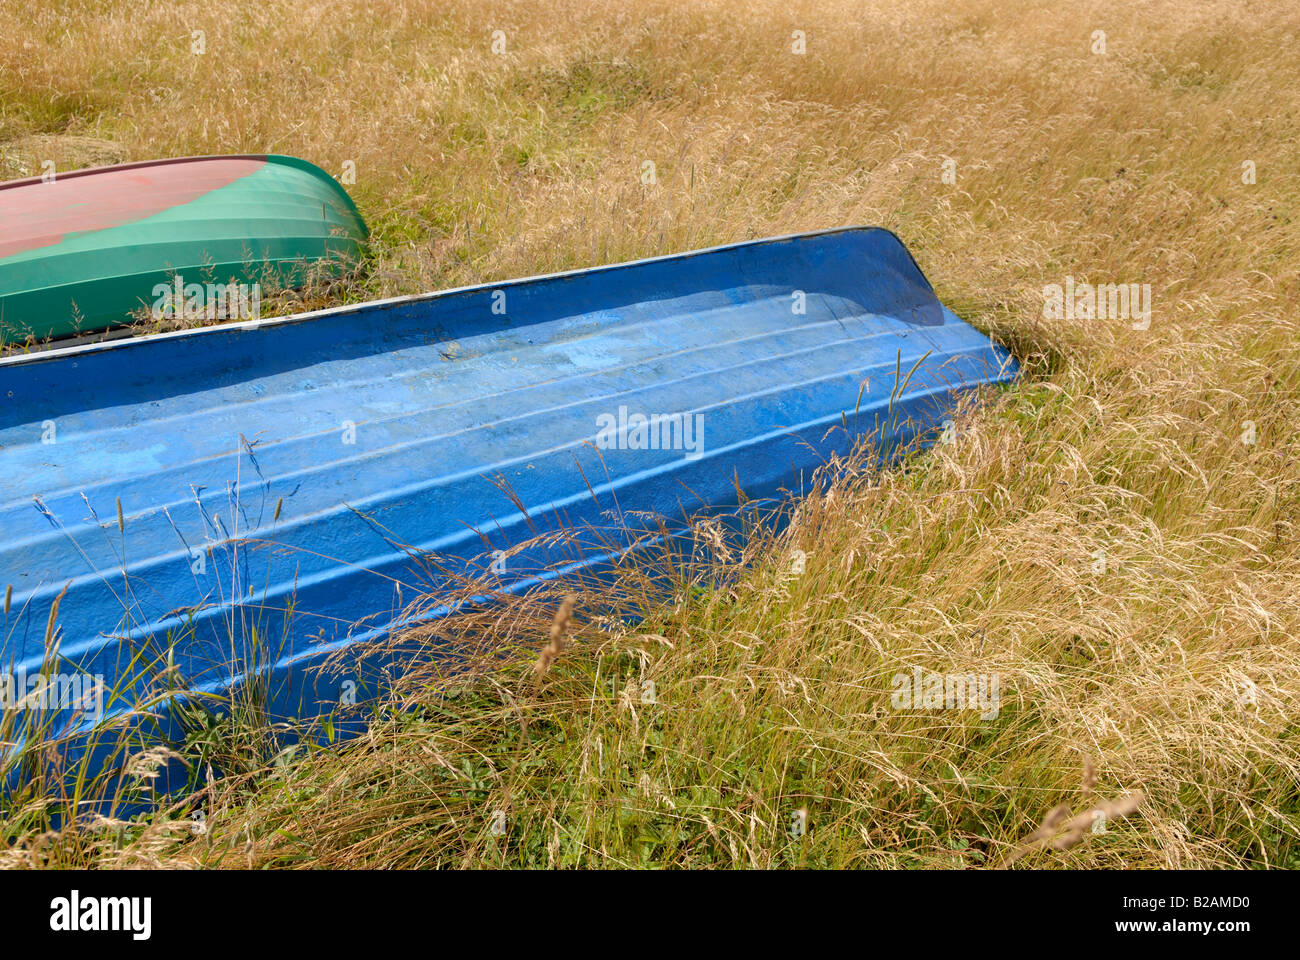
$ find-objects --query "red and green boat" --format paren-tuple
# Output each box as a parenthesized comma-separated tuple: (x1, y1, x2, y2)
(0, 154, 367, 345)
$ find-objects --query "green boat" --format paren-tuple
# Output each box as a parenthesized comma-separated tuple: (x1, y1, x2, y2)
(0, 154, 367, 345)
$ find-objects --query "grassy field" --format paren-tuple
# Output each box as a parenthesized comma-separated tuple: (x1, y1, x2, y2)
(1, 0, 1298, 868)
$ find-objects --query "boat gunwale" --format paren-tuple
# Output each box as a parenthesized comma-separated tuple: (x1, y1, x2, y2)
(0, 225, 935, 370)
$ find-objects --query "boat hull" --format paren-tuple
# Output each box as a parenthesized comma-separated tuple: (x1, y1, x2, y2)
(0, 227, 1015, 797)
(0, 155, 367, 345)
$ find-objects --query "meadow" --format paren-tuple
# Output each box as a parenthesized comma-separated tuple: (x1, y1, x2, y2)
(0, 0, 1297, 867)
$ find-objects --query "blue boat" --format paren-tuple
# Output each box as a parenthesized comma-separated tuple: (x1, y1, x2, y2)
(0, 227, 1016, 796)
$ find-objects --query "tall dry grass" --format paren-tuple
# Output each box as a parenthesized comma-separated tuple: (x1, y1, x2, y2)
(1, 0, 1297, 867)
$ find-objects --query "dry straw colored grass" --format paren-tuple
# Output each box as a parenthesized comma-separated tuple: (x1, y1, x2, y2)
(1, 0, 1298, 867)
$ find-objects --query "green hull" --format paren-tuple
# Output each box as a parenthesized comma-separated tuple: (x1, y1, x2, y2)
(0, 155, 367, 345)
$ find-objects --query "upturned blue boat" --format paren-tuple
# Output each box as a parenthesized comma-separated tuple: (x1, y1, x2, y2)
(0, 227, 1016, 797)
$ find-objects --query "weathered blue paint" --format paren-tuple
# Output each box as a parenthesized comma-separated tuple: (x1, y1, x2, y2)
(0, 227, 1016, 796)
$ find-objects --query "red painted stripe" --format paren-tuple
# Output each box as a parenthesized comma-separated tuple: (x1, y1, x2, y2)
(0, 156, 267, 259)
